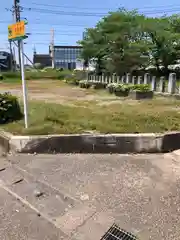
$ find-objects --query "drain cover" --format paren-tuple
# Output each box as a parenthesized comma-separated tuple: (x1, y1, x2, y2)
(100, 224, 137, 240)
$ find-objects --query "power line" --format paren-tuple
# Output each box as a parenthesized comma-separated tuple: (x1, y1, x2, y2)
(27, 2, 180, 11)
(0, 20, 90, 28)
(0, 31, 81, 36)
(23, 6, 180, 16)
(27, 2, 115, 10)
(23, 7, 106, 17)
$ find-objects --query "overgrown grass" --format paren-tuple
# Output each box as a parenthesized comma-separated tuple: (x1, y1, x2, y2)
(0, 69, 73, 82)
(2, 97, 180, 135)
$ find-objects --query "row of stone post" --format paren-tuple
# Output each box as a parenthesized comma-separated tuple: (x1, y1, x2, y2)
(88, 73, 177, 94)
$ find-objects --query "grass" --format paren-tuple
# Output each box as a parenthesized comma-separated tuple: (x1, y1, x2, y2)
(2, 97, 180, 135)
(0, 69, 73, 82)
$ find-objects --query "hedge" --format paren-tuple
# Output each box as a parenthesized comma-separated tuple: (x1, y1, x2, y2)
(0, 92, 23, 124)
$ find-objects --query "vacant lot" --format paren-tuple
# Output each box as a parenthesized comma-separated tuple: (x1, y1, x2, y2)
(1, 80, 180, 135)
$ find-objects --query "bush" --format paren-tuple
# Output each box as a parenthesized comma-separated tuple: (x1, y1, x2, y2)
(57, 70, 72, 80)
(34, 63, 43, 69)
(114, 84, 129, 92)
(65, 76, 79, 85)
(2, 72, 20, 79)
(92, 82, 107, 89)
(0, 92, 22, 124)
(79, 80, 91, 89)
(107, 83, 117, 94)
(113, 84, 132, 97)
(65, 70, 86, 85)
(132, 84, 150, 92)
(0, 74, 3, 80)
(73, 70, 87, 81)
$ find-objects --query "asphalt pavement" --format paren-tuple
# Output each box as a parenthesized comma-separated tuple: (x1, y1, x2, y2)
(0, 153, 180, 240)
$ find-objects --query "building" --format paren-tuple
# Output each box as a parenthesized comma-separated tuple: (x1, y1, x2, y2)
(0, 51, 14, 71)
(51, 45, 82, 70)
(33, 53, 52, 68)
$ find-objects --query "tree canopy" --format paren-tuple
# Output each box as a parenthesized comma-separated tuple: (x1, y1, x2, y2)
(78, 9, 180, 76)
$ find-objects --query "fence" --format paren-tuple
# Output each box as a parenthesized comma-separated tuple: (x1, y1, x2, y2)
(88, 73, 179, 94)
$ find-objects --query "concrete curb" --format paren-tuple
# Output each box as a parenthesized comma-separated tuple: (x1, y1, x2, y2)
(0, 131, 12, 155)
(1, 131, 180, 154)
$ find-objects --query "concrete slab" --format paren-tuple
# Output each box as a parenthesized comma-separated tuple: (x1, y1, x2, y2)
(55, 204, 96, 236)
(3, 153, 180, 240)
(0, 187, 67, 240)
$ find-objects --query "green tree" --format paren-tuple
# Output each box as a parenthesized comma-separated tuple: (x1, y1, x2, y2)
(100, 9, 150, 74)
(79, 9, 180, 76)
(79, 9, 150, 74)
(78, 27, 108, 73)
(143, 16, 180, 76)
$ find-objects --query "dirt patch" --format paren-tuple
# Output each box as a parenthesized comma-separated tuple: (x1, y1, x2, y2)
(0, 80, 117, 104)
(97, 99, 141, 106)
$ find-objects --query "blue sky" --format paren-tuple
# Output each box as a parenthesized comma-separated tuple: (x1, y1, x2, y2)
(1, 0, 180, 63)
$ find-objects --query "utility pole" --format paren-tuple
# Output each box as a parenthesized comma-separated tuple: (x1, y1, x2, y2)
(50, 29, 55, 69)
(14, 0, 21, 71)
(9, 41, 14, 71)
(13, 46, 16, 71)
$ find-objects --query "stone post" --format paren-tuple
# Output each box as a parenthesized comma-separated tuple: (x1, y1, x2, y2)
(159, 77, 165, 92)
(102, 74, 105, 83)
(132, 76, 136, 85)
(106, 75, 109, 84)
(95, 75, 97, 82)
(144, 73, 150, 84)
(151, 76, 156, 91)
(91, 74, 93, 82)
(168, 73, 176, 94)
(112, 74, 116, 83)
(117, 76, 121, 84)
(121, 76, 125, 83)
(126, 73, 131, 84)
(93, 74, 96, 83)
(99, 75, 102, 82)
(137, 76, 142, 84)
(110, 75, 112, 83)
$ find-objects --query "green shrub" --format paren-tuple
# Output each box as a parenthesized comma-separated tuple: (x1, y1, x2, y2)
(2, 72, 20, 79)
(34, 63, 43, 69)
(0, 74, 3, 80)
(65, 70, 87, 85)
(107, 83, 117, 94)
(114, 84, 128, 92)
(57, 70, 72, 80)
(65, 75, 79, 85)
(92, 82, 107, 89)
(79, 80, 91, 89)
(73, 70, 87, 81)
(132, 84, 150, 92)
(0, 92, 22, 124)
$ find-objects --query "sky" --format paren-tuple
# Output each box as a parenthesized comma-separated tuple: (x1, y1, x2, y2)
(1, 0, 180, 63)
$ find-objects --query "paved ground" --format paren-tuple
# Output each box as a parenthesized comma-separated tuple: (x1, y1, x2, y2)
(0, 153, 180, 239)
